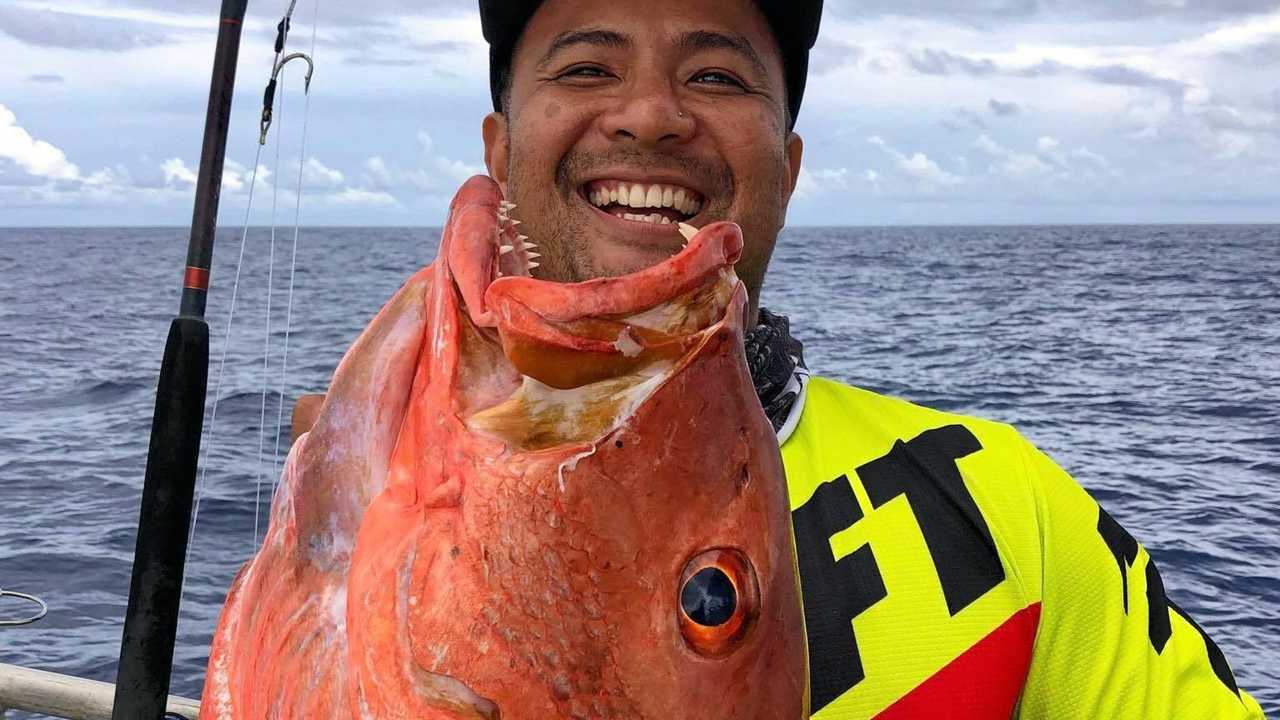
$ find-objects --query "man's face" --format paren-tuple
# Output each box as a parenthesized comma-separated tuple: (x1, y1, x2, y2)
(482, 0, 804, 319)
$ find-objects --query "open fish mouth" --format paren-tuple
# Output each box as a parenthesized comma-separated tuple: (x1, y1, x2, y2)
(440, 176, 745, 451)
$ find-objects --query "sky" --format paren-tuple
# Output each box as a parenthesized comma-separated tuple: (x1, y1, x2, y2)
(1, 0, 1279, 226)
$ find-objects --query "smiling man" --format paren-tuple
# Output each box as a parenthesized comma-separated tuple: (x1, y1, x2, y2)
(471, 0, 1267, 718)
(292, 0, 1265, 716)
(479, 0, 803, 329)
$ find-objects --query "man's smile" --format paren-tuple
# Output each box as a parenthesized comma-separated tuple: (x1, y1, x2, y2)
(581, 179, 706, 226)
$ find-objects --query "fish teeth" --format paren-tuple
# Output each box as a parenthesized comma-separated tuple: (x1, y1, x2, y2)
(677, 222, 699, 241)
(527, 251, 541, 259)
(528, 261, 540, 269)
(499, 201, 516, 211)
(499, 244, 514, 255)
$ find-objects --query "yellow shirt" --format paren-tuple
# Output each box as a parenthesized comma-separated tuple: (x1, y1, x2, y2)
(782, 377, 1265, 718)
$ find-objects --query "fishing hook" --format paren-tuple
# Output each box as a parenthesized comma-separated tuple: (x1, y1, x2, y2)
(259, 52, 315, 145)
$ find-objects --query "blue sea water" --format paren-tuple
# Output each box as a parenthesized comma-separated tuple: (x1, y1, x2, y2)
(0, 224, 1277, 716)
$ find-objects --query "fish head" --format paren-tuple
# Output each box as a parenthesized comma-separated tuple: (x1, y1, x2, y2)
(382, 175, 806, 718)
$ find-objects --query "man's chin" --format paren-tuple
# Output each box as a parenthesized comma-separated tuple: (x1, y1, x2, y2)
(577, 237, 683, 281)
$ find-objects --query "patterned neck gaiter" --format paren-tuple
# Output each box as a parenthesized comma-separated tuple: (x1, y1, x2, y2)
(744, 307, 807, 433)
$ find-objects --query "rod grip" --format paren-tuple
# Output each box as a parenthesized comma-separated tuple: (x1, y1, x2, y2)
(112, 318, 209, 720)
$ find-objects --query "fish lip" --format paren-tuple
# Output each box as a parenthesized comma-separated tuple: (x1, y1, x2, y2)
(486, 219, 742, 324)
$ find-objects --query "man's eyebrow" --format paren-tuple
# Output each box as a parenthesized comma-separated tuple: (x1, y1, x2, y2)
(537, 28, 631, 70)
(676, 30, 769, 79)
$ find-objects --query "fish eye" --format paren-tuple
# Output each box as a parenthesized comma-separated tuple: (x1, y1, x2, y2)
(677, 548, 758, 657)
(681, 567, 736, 626)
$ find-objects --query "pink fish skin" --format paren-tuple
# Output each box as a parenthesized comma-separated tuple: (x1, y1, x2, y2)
(202, 176, 808, 719)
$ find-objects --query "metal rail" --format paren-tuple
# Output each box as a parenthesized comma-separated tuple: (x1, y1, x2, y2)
(0, 664, 199, 720)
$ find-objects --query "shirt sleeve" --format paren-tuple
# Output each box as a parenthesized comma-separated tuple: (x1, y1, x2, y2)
(1014, 438, 1266, 719)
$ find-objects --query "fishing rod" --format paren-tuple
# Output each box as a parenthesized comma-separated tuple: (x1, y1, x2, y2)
(111, 0, 249, 718)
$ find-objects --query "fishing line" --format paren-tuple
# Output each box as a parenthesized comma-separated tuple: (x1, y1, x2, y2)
(181, 0, 315, 599)
(253, 63, 287, 546)
(269, 0, 321, 498)
(183, 144, 266, 603)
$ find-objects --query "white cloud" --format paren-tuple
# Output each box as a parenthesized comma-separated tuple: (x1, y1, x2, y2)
(0, 104, 81, 181)
(329, 188, 397, 206)
(300, 157, 344, 190)
(1036, 136, 1061, 153)
(361, 132, 484, 195)
(973, 134, 1054, 176)
(794, 166, 852, 200)
(161, 157, 196, 188)
(868, 135, 963, 188)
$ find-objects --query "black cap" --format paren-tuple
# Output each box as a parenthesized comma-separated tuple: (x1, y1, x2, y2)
(479, 0, 823, 129)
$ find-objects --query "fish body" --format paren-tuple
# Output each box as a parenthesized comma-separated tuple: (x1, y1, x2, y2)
(202, 177, 807, 719)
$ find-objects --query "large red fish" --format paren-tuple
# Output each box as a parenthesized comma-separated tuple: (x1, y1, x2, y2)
(202, 176, 807, 719)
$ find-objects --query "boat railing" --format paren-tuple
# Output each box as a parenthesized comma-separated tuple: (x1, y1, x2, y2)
(0, 663, 200, 720)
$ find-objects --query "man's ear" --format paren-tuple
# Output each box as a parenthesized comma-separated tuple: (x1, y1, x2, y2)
(783, 131, 804, 202)
(483, 112, 510, 196)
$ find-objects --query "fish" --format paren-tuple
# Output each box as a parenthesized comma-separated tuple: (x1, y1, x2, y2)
(201, 175, 808, 719)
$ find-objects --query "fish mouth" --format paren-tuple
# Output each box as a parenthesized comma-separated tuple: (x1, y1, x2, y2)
(443, 176, 745, 450)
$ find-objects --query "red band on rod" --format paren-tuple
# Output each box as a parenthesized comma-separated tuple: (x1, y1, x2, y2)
(184, 266, 210, 291)
(221, 18, 242, 25)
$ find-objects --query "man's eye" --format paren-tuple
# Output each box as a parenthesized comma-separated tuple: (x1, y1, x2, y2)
(690, 71, 744, 88)
(560, 65, 610, 79)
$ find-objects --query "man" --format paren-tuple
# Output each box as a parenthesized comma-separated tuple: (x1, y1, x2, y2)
(296, 0, 1266, 716)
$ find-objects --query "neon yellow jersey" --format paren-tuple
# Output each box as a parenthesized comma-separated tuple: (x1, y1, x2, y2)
(782, 376, 1266, 718)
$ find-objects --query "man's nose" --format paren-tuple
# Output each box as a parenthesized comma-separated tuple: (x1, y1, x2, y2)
(598, 77, 695, 147)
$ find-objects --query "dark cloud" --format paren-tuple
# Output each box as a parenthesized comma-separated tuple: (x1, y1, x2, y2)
(943, 107, 988, 132)
(906, 49, 998, 76)
(105, 0, 473, 27)
(26, 74, 65, 84)
(338, 36, 474, 67)
(1081, 64, 1190, 96)
(989, 98, 1020, 116)
(809, 39, 865, 75)
(825, 0, 1280, 22)
(902, 49, 1190, 100)
(0, 6, 175, 51)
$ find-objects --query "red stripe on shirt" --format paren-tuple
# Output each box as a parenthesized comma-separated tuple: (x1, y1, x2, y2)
(875, 603, 1041, 719)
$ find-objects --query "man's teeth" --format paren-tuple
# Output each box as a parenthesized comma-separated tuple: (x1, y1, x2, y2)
(588, 182, 703, 216)
(619, 212, 675, 225)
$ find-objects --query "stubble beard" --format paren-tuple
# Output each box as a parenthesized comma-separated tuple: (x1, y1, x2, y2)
(505, 141, 738, 284)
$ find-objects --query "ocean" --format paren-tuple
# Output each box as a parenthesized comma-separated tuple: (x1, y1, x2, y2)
(1, 224, 1277, 716)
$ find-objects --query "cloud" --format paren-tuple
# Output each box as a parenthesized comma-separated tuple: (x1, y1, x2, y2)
(161, 157, 197, 188)
(794, 166, 850, 200)
(905, 49, 998, 77)
(329, 188, 397, 206)
(973, 134, 1054, 176)
(300, 157, 345, 190)
(103, 0, 474, 26)
(972, 133, 1118, 181)
(362, 132, 484, 194)
(825, 0, 1280, 22)
(0, 104, 81, 182)
(989, 98, 1021, 116)
(868, 136, 963, 188)
(0, 6, 176, 51)
(26, 73, 64, 84)
(809, 39, 866, 75)
(899, 46, 1194, 104)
